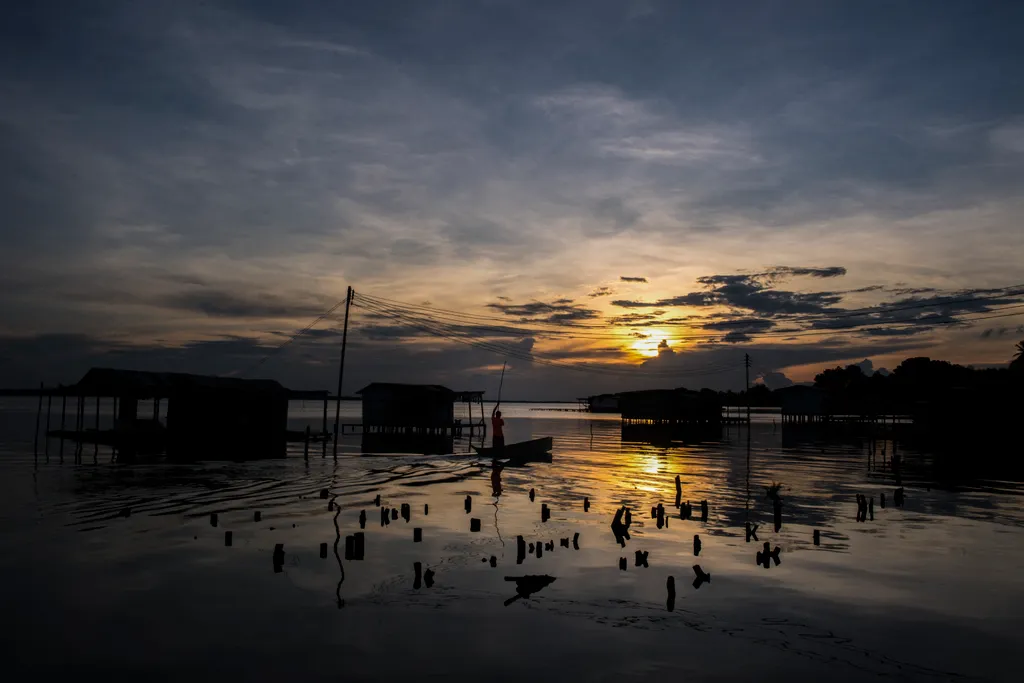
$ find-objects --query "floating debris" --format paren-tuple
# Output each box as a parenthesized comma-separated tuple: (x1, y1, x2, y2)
(541, 503, 550, 522)
(700, 500, 709, 522)
(319, 542, 328, 559)
(413, 528, 422, 542)
(667, 576, 676, 611)
(529, 488, 535, 502)
(560, 538, 569, 548)
(465, 495, 472, 513)
(254, 511, 261, 522)
(618, 557, 627, 571)
(224, 531, 232, 547)
(210, 513, 218, 527)
(693, 534, 702, 556)
(319, 488, 329, 500)
(813, 529, 820, 546)
(413, 562, 422, 589)
(424, 568, 435, 587)
(359, 510, 366, 529)
(470, 518, 481, 532)
(490, 556, 497, 567)
(572, 532, 580, 550)
(746, 522, 759, 542)
(583, 497, 590, 512)
(401, 503, 410, 523)
(517, 536, 526, 564)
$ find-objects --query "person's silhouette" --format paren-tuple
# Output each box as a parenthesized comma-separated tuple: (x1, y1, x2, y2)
(491, 403, 505, 449)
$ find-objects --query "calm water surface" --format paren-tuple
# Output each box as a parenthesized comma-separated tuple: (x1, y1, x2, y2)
(2, 401, 1022, 681)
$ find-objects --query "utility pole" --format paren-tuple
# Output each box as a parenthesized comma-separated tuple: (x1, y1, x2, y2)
(744, 353, 751, 423)
(333, 286, 353, 459)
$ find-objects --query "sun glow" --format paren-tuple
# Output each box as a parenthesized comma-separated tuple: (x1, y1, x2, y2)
(629, 329, 671, 358)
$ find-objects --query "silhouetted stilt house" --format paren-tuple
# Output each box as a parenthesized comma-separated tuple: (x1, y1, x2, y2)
(578, 393, 620, 413)
(777, 385, 825, 424)
(44, 368, 327, 459)
(619, 388, 721, 425)
(351, 383, 486, 436)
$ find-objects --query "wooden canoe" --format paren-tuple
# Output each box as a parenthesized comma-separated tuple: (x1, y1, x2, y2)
(472, 436, 553, 462)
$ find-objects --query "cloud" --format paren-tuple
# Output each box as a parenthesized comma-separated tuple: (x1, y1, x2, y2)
(162, 289, 332, 319)
(613, 267, 847, 315)
(757, 370, 794, 390)
(619, 276, 648, 283)
(763, 266, 847, 279)
(588, 286, 614, 298)
(485, 299, 602, 325)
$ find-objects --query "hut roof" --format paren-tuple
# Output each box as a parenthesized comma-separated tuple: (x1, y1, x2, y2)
(356, 383, 456, 396)
(74, 367, 298, 397)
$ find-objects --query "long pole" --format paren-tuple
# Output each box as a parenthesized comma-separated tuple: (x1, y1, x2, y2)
(333, 286, 353, 458)
(497, 361, 507, 404)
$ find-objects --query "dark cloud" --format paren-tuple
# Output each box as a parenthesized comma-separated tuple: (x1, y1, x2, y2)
(591, 197, 640, 235)
(757, 370, 794, 390)
(162, 289, 331, 319)
(390, 238, 439, 265)
(486, 299, 601, 325)
(763, 266, 847, 279)
(588, 286, 614, 298)
(980, 325, 1024, 339)
(619, 276, 648, 283)
(614, 270, 845, 315)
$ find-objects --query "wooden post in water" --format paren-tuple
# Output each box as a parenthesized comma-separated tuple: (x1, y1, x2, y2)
(94, 395, 100, 461)
(59, 389, 67, 461)
(44, 391, 52, 459)
(321, 395, 328, 456)
(153, 397, 160, 421)
(33, 382, 43, 462)
(332, 286, 353, 459)
(303, 425, 310, 461)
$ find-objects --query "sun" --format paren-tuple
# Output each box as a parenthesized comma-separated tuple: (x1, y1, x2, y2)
(629, 329, 670, 358)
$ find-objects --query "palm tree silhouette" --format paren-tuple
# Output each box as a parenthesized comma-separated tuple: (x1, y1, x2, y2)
(1012, 340, 1024, 371)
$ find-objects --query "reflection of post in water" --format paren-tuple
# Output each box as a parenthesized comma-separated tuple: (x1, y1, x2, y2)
(744, 428, 752, 542)
(503, 575, 556, 606)
(331, 495, 345, 608)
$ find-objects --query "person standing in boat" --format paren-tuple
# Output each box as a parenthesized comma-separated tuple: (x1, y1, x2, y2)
(491, 403, 505, 450)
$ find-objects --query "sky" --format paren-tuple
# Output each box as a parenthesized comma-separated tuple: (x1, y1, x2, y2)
(1, 1, 1023, 398)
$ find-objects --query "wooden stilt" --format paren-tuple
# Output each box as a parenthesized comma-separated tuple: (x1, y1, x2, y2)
(59, 390, 66, 462)
(94, 395, 100, 461)
(44, 392, 52, 459)
(321, 396, 328, 457)
(33, 382, 43, 463)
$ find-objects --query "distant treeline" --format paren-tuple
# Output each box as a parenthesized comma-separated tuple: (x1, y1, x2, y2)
(724, 352, 1023, 411)
(717, 343, 1023, 447)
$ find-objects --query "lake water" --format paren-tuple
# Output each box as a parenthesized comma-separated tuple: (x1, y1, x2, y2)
(2, 400, 1022, 681)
